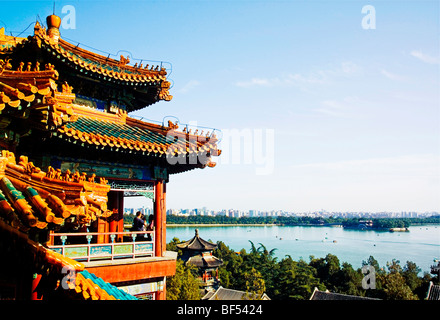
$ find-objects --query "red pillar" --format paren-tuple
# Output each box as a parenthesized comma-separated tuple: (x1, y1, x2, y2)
(154, 179, 166, 257)
(109, 220, 117, 233)
(117, 191, 124, 241)
(31, 274, 42, 300)
(108, 191, 124, 242)
(162, 182, 167, 252)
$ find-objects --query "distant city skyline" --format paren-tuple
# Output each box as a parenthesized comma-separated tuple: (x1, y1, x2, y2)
(124, 205, 438, 219)
(2, 1, 439, 212)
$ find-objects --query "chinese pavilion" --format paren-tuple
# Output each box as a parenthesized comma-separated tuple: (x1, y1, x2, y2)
(177, 229, 223, 291)
(0, 14, 220, 300)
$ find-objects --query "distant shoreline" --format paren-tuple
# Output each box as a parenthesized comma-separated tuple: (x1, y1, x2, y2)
(161, 215, 440, 231)
(166, 223, 438, 231)
(166, 223, 279, 227)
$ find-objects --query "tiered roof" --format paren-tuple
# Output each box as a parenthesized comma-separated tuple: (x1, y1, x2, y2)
(0, 19, 220, 173)
(0, 11, 218, 300)
(177, 229, 223, 269)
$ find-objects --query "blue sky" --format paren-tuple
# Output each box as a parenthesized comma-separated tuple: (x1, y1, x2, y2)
(1, 1, 439, 212)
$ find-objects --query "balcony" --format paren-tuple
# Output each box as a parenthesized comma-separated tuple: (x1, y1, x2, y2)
(48, 230, 155, 263)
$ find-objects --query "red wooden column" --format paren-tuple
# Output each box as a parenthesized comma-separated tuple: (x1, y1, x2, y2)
(162, 182, 167, 252)
(154, 179, 166, 257)
(108, 191, 124, 242)
(31, 274, 42, 300)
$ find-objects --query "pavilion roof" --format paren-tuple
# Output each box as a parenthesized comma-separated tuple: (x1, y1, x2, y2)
(309, 287, 381, 300)
(177, 229, 218, 251)
(0, 15, 220, 173)
(1, 18, 172, 111)
(186, 254, 223, 268)
(202, 286, 271, 300)
(34, 20, 171, 89)
(427, 281, 440, 300)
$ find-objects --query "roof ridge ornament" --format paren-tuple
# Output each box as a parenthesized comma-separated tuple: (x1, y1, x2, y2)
(118, 55, 130, 67)
(0, 58, 12, 75)
(46, 14, 61, 44)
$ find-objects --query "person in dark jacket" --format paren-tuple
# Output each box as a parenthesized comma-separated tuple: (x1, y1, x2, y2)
(132, 211, 145, 233)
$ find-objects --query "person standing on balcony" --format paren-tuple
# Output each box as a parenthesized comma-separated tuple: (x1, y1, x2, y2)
(131, 211, 146, 241)
(145, 214, 154, 241)
(131, 211, 145, 235)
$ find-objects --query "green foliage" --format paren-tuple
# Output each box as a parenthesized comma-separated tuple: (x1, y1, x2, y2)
(225, 244, 435, 300)
(166, 259, 201, 300)
(164, 214, 440, 230)
(166, 237, 183, 256)
(243, 267, 266, 299)
(382, 272, 419, 300)
(167, 239, 435, 300)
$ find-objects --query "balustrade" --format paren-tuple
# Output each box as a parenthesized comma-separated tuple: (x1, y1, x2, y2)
(48, 230, 155, 262)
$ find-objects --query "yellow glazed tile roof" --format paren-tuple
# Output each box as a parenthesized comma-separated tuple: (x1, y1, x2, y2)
(0, 150, 112, 232)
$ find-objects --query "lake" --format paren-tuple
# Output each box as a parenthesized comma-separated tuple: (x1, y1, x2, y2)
(167, 224, 440, 274)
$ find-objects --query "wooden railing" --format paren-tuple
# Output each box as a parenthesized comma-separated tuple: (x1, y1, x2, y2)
(48, 230, 155, 262)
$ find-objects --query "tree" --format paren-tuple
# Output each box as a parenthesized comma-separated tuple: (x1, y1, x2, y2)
(290, 258, 325, 300)
(382, 272, 418, 300)
(414, 272, 434, 300)
(337, 262, 365, 296)
(362, 255, 382, 271)
(378, 259, 418, 300)
(387, 259, 403, 274)
(214, 241, 240, 289)
(276, 256, 297, 299)
(243, 267, 266, 299)
(166, 260, 200, 300)
(402, 261, 422, 291)
(256, 243, 279, 297)
(309, 254, 341, 291)
(166, 237, 183, 256)
(167, 238, 430, 300)
(214, 241, 246, 290)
